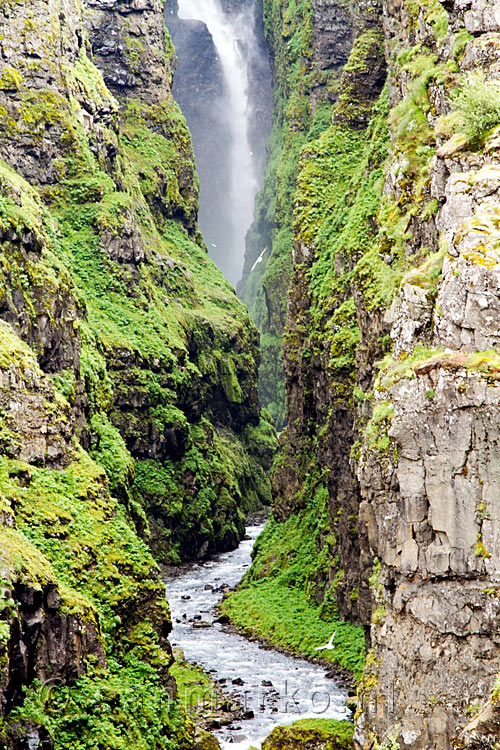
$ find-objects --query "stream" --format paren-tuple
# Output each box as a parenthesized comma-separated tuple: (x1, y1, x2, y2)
(165, 522, 350, 749)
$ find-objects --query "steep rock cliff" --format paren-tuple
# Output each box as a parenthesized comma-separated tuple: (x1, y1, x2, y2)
(221, 0, 386, 678)
(0, 0, 274, 744)
(238, 0, 500, 745)
(0, 0, 275, 568)
(355, 0, 500, 745)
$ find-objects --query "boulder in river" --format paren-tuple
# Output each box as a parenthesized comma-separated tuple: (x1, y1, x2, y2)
(261, 719, 354, 750)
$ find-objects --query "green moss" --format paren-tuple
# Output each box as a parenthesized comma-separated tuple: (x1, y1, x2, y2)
(475, 537, 491, 559)
(0, 10, 274, 749)
(133, 418, 269, 564)
(89, 414, 135, 494)
(121, 99, 197, 229)
(72, 50, 116, 110)
(11, 661, 191, 750)
(0, 525, 55, 588)
(0, 66, 22, 91)
(365, 401, 394, 453)
(335, 29, 385, 125)
(0, 319, 39, 371)
(404, 0, 448, 41)
(400, 247, 445, 290)
(170, 652, 216, 710)
(262, 719, 354, 750)
(240, 0, 341, 428)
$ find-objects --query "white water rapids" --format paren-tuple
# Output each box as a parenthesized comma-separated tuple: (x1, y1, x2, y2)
(177, 0, 259, 284)
(165, 523, 350, 750)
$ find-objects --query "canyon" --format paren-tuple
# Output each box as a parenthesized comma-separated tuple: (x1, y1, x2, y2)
(1, 0, 500, 748)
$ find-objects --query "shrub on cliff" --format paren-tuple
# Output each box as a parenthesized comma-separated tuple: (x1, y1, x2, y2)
(452, 70, 500, 139)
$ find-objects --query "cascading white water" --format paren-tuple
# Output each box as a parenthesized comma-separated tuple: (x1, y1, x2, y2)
(177, 0, 258, 285)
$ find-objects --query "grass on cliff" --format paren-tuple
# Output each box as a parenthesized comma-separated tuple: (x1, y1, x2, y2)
(241, 0, 338, 429)
(452, 70, 500, 141)
(0, 14, 272, 750)
(47, 53, 274, 565)
(220, 505, 365, 680)
(0, 447, 192, 750)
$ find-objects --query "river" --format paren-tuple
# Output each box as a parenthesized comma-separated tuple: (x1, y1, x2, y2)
(165, 522, 351, 749)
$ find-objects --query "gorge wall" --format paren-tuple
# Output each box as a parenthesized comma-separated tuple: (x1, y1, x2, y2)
(0, 0, 275, 745)
(238, 0, 500, 747)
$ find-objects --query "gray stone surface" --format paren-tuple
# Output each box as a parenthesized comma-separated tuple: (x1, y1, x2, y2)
(354, 0, 500, 745)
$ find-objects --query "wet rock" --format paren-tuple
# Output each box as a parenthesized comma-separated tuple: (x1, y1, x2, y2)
(231, 677, 244, 686)
(192, 621, 211, 629)
(346, 696, 357, 713)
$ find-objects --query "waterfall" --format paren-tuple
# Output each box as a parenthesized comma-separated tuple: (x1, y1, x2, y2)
(170, 0, 269, 286)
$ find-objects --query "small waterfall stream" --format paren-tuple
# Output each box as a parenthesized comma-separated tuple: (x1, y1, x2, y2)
(166, 0, 271, 285)
(178, 0, 257, 286)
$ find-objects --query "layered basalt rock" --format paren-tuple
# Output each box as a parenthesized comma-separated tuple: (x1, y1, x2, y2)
(85, 0, 173, 102)
(354, 0, 500, 745)
(242, 0, 500, 744)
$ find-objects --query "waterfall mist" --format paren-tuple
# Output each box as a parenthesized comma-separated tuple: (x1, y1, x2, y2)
(166, 0, 271, 286)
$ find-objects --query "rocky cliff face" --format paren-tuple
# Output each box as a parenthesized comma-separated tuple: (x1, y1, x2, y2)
(240, 0, 386, 636)
(241, 0, 500, 746)
(0, 0, 274, 744)
(355, 0, 500, 745)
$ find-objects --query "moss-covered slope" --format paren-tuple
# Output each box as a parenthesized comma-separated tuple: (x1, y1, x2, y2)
(0, 0, 275, 745)
(238, 0, 355, 429)
(0, 0, 276, 568)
